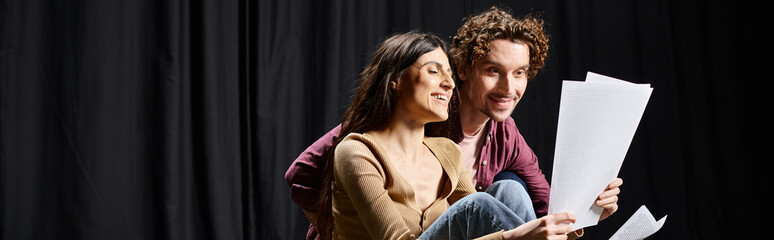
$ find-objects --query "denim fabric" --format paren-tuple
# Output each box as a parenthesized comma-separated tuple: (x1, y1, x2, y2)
(486, 180, 536, 222)
(493, 171, 527, 190)
(418, 180, 535, 239)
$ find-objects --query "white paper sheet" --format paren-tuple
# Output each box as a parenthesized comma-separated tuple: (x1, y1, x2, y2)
(547, 72, 652, 230)
(609, 205, 667, 240)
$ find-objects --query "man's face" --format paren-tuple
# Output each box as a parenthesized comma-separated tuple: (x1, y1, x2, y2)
(458, 39, 530, 122)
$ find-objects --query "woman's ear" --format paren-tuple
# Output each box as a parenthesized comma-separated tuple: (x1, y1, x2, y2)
(390, 72, 405, 90)
(389, 80, 398, 90)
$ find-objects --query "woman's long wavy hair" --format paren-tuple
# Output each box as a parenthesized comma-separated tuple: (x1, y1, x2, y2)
(315, 31, 456, 239)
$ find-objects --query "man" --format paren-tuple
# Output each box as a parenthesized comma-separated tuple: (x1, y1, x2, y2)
(286, 6, 622, 239)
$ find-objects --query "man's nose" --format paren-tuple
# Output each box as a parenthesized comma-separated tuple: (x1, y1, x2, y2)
(498, 74, 525, 93)
(497, 74, 514, 92)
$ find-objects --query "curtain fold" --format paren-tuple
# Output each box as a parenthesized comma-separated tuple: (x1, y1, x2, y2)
(1, 0, 755, 239)
(2, 0, 251, 239)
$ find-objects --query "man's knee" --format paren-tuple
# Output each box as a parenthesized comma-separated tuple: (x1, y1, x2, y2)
(487, 179, 534, 211)
(493, 171, 527, 189)
(489, 179, 528, 194)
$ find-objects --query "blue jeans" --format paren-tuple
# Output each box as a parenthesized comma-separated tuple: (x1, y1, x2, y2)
(492, 171, 527, 190)
(418, 179, 536, 239)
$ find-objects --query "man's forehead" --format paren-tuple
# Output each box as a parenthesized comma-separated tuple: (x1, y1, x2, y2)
(479, 40, 530, 68)
(479, 58, 530, 70)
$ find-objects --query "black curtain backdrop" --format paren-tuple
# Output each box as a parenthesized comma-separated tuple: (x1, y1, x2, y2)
(1, 0, 760, 239)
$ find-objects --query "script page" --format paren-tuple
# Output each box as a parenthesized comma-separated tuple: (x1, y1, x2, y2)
(548, 73, 652, 230)
(609, 205, 667, 240)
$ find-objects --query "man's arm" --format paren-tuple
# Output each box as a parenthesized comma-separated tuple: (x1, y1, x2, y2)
(284, 124, 342, 214)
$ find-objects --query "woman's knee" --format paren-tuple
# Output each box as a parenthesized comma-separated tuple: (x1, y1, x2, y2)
(455, 192, 525, 230)
(457, 192, 504, 210)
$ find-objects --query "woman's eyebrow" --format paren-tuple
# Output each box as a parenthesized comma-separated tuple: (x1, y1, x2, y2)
(421, 61, 452, 72)
(420, 61, 444, 67)
(420, 61, 454, 76)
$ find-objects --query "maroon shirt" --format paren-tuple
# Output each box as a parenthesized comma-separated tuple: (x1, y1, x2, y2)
(285, 115, 551, 239)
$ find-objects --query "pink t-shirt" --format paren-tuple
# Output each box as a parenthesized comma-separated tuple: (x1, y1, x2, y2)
(457, 126, 486, 185)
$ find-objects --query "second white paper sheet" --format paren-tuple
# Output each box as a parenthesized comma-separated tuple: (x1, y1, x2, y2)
(609, 205, 667, 240)
(548, 72, 652, 230)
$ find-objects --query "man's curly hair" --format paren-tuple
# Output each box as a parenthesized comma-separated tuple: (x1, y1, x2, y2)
(451, 6, 549, 80)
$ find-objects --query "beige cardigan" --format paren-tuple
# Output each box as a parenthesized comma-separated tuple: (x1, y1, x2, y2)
(331, 132, 502, 240)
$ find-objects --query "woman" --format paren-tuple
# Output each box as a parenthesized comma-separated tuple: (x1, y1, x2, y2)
(316, 32, 577, 240)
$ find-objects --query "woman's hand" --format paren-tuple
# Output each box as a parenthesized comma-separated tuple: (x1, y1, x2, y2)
(597, 178, 623, 222)
(503, 212, 575, 240)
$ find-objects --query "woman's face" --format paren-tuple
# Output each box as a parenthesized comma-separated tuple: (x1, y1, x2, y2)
(393, 47, 455, 124)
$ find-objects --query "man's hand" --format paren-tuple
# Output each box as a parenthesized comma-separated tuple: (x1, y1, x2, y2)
(503, 212, 575, 240)
(596, 178, 623, 221)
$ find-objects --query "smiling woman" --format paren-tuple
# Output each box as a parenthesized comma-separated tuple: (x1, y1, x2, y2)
(313, 31, 458, 239)
(312, 31, 458, 239)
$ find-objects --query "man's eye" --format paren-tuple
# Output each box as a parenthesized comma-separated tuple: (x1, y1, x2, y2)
(488, 68, 499, 74)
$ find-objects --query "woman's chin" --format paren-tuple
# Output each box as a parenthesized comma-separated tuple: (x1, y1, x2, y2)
(427, 112, 449, 123)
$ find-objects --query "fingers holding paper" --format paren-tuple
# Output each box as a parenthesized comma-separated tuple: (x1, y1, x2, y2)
(596, 178, 623, 221)
(503, 212, 576, 240)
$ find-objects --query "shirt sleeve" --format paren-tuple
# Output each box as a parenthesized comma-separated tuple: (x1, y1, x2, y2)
(284, 124, 341, 212)
(333, 138, 415, 240)
(506, 124, 551, 217)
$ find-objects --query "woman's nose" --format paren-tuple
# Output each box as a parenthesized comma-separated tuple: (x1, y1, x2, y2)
(440, 74, 455, 90)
